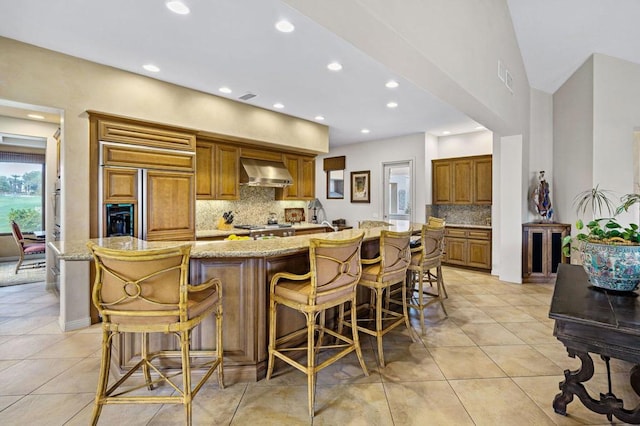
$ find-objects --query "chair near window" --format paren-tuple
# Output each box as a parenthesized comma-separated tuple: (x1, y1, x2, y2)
(87, 243, 224, 426)
(342, 229, 416, 367)
(266, 233, 368, 418)
(407, 225, 448, 335)
(10, 220, 46, 274)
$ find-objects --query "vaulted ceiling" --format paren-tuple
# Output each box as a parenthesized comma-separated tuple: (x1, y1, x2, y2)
(0, 0, 638, 146)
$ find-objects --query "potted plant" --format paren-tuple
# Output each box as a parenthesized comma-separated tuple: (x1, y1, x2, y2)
(562, 186, 640, 291)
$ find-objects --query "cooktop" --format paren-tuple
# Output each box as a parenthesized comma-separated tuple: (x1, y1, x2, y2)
(234, 224, 293, 230)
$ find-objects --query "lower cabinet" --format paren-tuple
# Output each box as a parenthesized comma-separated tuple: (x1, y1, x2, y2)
(443, 227, 492, 271)
(522, 222, 571, 283)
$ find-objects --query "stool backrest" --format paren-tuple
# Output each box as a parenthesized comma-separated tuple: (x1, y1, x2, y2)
(421, 226, 445, 264)
(378, 229, 412, 280)
(87, 242, 192, 325)
(309, 233, 364, 306)
(427, 216, 445, 229)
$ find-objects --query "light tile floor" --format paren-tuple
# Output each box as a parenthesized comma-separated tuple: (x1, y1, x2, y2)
(0, 267, 635, 425)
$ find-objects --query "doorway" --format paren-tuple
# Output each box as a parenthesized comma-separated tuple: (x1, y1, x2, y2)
(382, 160, 413, 222)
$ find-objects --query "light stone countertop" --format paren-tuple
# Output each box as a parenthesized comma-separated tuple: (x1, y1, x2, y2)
(49, 222, 422, 261)
(445, 223, 492, 230)
(195, 223, 329, 239)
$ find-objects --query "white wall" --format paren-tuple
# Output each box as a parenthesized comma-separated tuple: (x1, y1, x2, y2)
(436, 130, 493, 158)
(553, 54, 640, 249)
(527, 89, 554, 222)
(499, 135, 523, 283)
(315, 133, 426, 227)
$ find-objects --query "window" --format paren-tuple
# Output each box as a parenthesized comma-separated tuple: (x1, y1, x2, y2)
(0, 152, 45, 233)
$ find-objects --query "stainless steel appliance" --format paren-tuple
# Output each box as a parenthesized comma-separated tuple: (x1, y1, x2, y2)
(105, 203, 134, 237)
(234, 224, 295, 238)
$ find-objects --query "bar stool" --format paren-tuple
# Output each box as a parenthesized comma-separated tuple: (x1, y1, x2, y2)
(407, 225, 448, 335)
(87, 243, 224, 426)
(343, 229, 416, 367)
(266, 233, 368, 418)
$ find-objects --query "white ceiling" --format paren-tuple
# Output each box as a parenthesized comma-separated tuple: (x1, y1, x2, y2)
(0, 0, 638, 147)
(508, 0, 640, 93)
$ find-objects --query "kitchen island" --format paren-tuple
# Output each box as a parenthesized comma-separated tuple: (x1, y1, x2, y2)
(49, 222, 420, 381)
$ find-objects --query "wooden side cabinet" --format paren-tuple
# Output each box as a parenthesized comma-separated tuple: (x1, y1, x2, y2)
(522, 222, 571, 283)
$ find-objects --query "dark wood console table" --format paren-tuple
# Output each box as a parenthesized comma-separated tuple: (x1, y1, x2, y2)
(550, 264, 640, 423)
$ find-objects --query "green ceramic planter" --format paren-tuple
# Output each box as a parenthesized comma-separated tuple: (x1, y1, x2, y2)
(581, 241, 640, 292)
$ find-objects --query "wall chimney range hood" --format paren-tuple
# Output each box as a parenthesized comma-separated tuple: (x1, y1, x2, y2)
(239, 158, 293, 188)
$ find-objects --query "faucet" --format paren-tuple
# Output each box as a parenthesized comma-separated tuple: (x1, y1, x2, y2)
(321, 220, 338, 231)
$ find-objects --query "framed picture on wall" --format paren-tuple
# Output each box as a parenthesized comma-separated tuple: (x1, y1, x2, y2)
(350, 170, 370, 203)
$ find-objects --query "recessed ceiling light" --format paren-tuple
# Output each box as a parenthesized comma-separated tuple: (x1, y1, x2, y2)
(219, 87, 232, 94)
(442, 131, 451, 135)
(166, 1, 190, 15)
(475, 126, 485, 130)
(361, 129, 370, 134)
(273, 103, 284, 109)
(143, 64, 160, 73)
(27, 114, 45, 120)
(275, 20, 295, 33)
(327, 62, 343, 71)
(386, 102, 398, 108)
(314, 115, 325, 121)
(385, 80, 399, 88)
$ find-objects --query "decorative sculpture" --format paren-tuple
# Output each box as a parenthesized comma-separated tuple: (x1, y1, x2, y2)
(532, 171, 553, 221)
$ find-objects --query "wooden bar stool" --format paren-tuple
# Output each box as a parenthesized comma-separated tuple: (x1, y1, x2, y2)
(87, 243, 224, 426)
(266, 233, 369, 418)
(342, 229, 416, 367)
(407, 225, 448, 335)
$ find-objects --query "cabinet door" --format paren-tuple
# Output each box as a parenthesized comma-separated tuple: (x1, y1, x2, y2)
(214, 144, 239, 200)
(276, 155, 300, 200)
(473, 157, 492, 204)
(145, 170, 195, 241)
(298, 157, 316, 200)
(452, 159, 473, 204)
(468, 239, 491, 269)
(103, 167, 137, 202)
(432, 161, 452, 204)
(523, 226, 549, 279)
(196, 142, 214, 199)
(444, 237, 467, 265)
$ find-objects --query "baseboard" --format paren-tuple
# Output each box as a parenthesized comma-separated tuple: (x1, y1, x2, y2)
(59, 316, 91, 332)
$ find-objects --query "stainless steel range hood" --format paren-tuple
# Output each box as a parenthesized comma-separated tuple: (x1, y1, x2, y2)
(239, 158, 293, 188)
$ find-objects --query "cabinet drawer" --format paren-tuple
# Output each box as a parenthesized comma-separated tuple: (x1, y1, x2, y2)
(468, 230, 491, 240)
(445, 228, 467, 238)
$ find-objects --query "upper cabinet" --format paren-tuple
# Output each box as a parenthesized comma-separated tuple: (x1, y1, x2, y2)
(196, 140, 239, 200)
(276, 154, 316, 200)
(432, 154, 492, 205)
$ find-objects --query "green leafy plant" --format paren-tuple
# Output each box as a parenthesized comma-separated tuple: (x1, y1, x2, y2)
(562, 186, 640, 256)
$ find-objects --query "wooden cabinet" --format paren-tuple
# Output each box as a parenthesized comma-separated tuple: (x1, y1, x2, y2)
(474, 156, 493, 204)
(443, 226, 492, 270)
(101, 142, 195, 172)
(103, 167, 137, 203)
(96, 116, 196, 151)
(144, 170, 195, 241)
(432, 155, 492, 205)
(276, 154, 316, 200)
(522, 222, 571, 283)
(196, 141, 239, 200)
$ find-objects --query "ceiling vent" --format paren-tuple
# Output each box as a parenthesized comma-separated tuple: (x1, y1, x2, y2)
(238, 93, 257, 101)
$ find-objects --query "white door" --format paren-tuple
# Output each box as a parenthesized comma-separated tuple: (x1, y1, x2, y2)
(383, 160, 413, 222)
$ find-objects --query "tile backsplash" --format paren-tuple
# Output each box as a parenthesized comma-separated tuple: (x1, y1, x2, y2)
(425, 204, 492, 226)
(196, 186, 307, 229)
